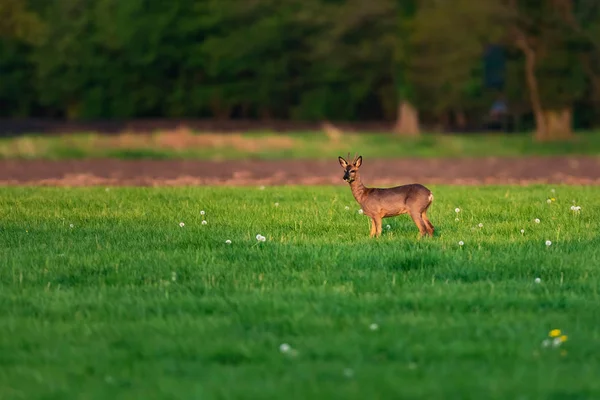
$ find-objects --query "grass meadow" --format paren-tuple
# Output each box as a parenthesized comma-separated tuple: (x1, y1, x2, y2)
(2, 185, 600, 399)
(2, 129, 600, 160)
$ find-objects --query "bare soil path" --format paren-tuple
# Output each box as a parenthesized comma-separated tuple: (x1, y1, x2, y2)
(1, 157, 599, 186)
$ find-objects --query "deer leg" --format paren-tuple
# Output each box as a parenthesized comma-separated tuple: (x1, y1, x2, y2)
(373, 216, 383, 237)
(369, 218, 376, 237)
(409, 211, 427, 237)
(422, 210, 434, 237)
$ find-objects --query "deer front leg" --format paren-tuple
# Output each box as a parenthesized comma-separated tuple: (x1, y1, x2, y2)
(373, 216, 383, 237)
(369, 217, 376, 237)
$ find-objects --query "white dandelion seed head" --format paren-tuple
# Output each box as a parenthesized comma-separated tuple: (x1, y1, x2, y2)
(200, 210, 205, 215)
(369, 323, 379, 331)
(547, 199, 552, 204)
(520, 229, 525, 234)
(225, 240, 232, 244)
(179, 222, 185, 227)
(69, 224, 74, 228)
(279, 343, 291, 353)
(534, 218, 540, 224)
(358, 209, 364, 215)
(345, 206, 350, 211)
(534, 277, 541, 284)
(385, 224, 391, 230)
(570, 205, 575, 211)
(274, 202, 279, 207)
(256, 234, 266, 242)
(455, 208, 461, 213)
(552, 337, 563, 347)
(478, 223, 483, 228)
(545, 240, 552, 246)
(201, 220, 208, 225)
(458, 241, 464, 246)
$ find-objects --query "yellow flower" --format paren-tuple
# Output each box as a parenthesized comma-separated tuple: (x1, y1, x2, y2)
(549, 329, 561, 337)
(560, 335, 568, 342)
(551, 198, 556, 201)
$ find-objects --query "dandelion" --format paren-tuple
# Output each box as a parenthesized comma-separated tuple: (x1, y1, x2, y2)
(201, 220, 208, 225)
(535, 277, 541, 284)
(478, 223, 483, 228)
(520, 229, 525, 234)
(546, 199, 552, 204)
(549, 329, 561, 338)
(358, 209, 364, 215)
(545, 240, 552, 247)
(179, 222, 185, 227)
(551, 198, 555, 202)
(534, 218, 540, 224)
(69, 224, 74, 228)
(225, 240, 232, 244)
(571, 205, 581, 211)
(274, 202, 279, 207)
(345, 206, 350, 211)
(200, 210, 205, 215)
(279, 343, 291, 353)
(385, 224, 391, 230)
(369, 323, 379, 331)
(455, 208, 461, 213)
(552, 337, 563, 347)
(458, 240, 464, 246)
(256, 234, 266, 242)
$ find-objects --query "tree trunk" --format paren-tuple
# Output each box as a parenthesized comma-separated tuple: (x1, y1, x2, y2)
(535, 108, 573, 141)
(516, 33, 573, 141)
(394, 101, 420, 135)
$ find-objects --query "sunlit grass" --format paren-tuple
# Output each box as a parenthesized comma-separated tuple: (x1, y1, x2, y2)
(1, 185, 600, 398)
(1, 129, 600, 160)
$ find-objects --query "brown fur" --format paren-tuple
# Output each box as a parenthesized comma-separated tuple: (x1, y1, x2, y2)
(338, 154, 434, 238)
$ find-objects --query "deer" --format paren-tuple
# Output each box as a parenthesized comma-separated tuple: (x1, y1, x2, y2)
(338, 153, 434, 238)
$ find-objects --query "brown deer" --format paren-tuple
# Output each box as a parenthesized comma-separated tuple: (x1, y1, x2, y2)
(338, 153, 434, 238)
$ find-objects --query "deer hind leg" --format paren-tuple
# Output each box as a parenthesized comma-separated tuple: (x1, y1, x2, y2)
(409, 210, 428, 237)
(422, 210, 434, 237)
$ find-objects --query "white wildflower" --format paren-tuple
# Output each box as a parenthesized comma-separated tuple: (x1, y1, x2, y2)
(520, 229, 525, 234)
(547, 199, 552, 204)
(225, 240, 232, 245)
(358, 209, 364, 215)
(455, 208, 461, 213)
(179, 222, 185, 227)
(200, 210, 205, 215)
(458, 241, 464, 246)
(274, 202, 279, 207)
(345, 206, 350, 211)
(369, 323, 379, 331)
(545, 240, 552, 246)
(69, 224, 74, 228)
(478, 223, 483, 228)
(256, 234, 266, 242)
(201, 220, 208, 225)
(385, 224, 391, 230)
(535, 277, 541, 284)
(534, 218, 540, 224)
(279, 343, 291, 353)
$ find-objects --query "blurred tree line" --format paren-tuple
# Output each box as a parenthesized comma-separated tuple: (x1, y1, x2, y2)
(1, 0, 599, 140)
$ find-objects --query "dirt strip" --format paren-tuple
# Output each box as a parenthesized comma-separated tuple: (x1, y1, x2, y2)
(1, 157, 600, 186)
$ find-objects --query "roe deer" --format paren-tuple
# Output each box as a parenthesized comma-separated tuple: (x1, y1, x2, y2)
(338, 154, 434, 238)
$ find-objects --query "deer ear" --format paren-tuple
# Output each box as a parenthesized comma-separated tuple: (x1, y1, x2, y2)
(338, 156, 348, 169)
(354, 156, 362, 168)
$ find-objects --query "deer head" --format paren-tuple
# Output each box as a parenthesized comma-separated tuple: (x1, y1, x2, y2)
(338, 153, 362, 183)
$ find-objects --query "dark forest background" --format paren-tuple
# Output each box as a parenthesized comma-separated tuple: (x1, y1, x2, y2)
(1, 0, 599, 140)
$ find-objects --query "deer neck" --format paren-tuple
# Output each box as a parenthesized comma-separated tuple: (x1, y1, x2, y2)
(349, 174, 369, 204)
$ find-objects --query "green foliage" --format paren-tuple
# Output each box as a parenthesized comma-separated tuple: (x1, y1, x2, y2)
(1, 186, 600, 397)
(0, 0, 598, 124)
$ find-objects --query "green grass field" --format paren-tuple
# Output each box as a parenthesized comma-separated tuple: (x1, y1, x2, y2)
(2, 185, 600, 399)
(2, 130, 600, 160)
